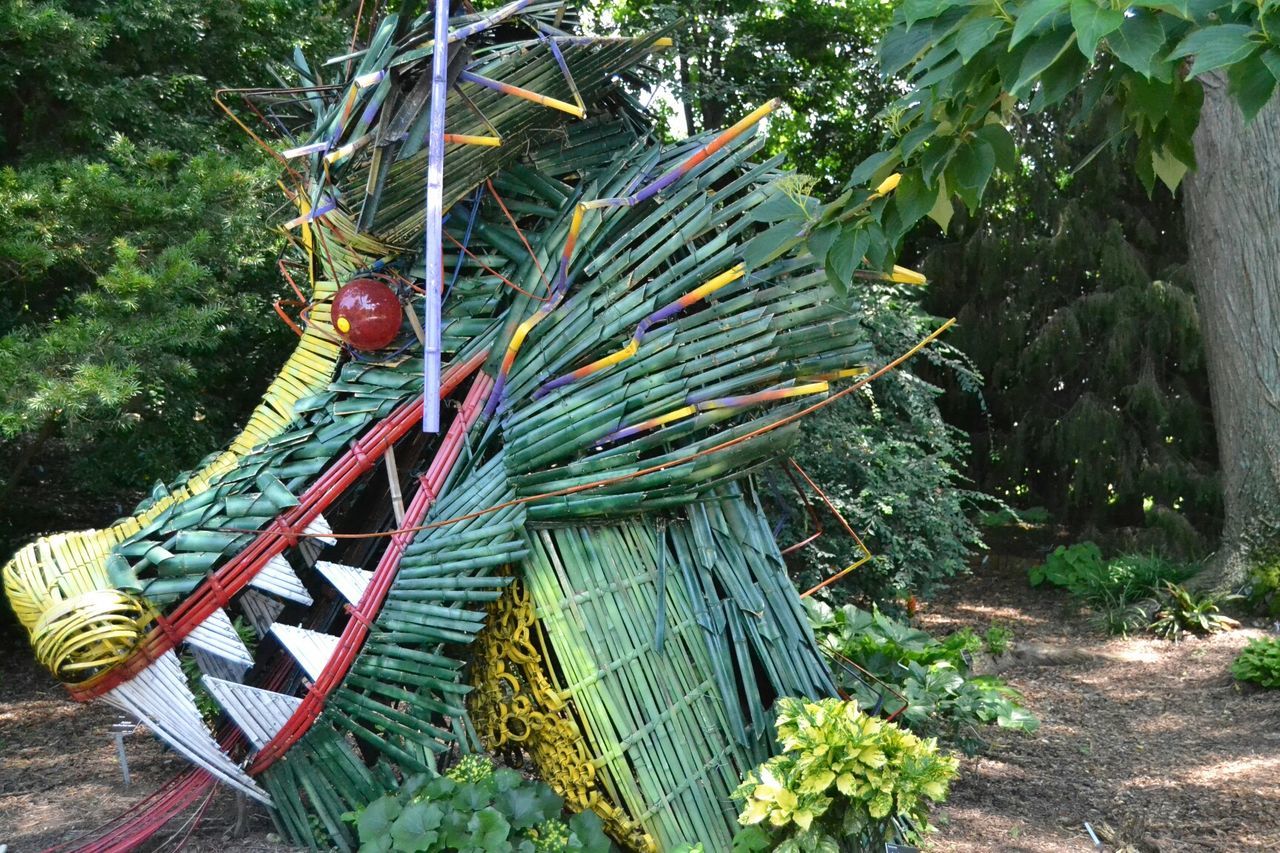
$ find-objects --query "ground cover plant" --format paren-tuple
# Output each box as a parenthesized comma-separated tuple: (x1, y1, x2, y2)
(806, 601, 1037, 755)
(1232, 637, 1280, 689)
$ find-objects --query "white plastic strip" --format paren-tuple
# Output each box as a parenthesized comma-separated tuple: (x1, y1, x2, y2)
(250, 555, 313, 605)
(316, 560, 374, 606)
(202, 676, 302, 750)
(270, 624, 339, 682)
(187, 608, 254, 669)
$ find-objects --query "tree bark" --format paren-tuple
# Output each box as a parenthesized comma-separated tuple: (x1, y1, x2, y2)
(1183, 72, 1280, 589)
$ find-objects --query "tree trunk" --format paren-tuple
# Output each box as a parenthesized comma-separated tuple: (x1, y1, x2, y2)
(1183, 72, 1280, 589)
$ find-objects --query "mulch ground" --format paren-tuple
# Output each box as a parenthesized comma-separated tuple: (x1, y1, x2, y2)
(1, 553, 1277, 851)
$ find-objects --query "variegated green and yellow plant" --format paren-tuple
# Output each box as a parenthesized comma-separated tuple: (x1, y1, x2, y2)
(731, 697, 957, 852)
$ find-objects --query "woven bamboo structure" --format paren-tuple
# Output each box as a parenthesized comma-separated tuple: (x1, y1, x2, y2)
(2, 3, 927, 850)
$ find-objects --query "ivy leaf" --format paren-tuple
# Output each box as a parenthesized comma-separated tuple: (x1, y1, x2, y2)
(1168, 23, 1262, 78)
(1011, 0, 1068, 47)
(1069, 0, 1125, 58)
(1106, 11, 1170, 79)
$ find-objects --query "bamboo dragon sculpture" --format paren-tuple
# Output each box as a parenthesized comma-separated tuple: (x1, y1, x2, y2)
(2, 3, 934, 850)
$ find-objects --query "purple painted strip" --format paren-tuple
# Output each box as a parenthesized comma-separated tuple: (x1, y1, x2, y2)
(422, 0, 451, 434)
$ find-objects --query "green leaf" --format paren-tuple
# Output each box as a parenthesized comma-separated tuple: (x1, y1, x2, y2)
(568, 810, 611, 853)
(807, 222, 840, 259)
(997, 704, 1041, 731)
(848, 150, 900, 188)
(903, 0, 959, 28)
(1012, 29, 1076, 98)
(956, 15, 1006, 62)
(1261, 48, 1280, 82)
(468, 809, 511, 850)
(390, 802, 443, 853)
(1107, 11, 1170, 78)
(975, 123, 1018, 173)
(1011, 0, 1068, 46)
(1069, 0, 1125, 58)
(880, 21, 937, 78)
(1151, 146, 1188, 192)
(890, 170, 936, 238)
(752, 185, 813, 223)
(927, 177, 954, 231)
(743, 221, 801, 268)
(357, 796, 403, 842)
(732, 826, 774, 853)
(494, 783, 562, 830)
(826, 227, 870, 295)
(1227, 53, 1278, 121)
(1169, 23, 1262, 77)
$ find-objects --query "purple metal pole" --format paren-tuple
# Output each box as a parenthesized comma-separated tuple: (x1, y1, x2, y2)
(422, 0, 450, 433)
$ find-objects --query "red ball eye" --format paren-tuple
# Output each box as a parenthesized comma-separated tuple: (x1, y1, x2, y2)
(331, 277, 403, 351)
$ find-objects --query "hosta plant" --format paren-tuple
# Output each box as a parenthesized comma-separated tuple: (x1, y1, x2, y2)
(347, 755, 612, 853)
(731, 697, 958, 851)
(1232, 637, 1280, 689)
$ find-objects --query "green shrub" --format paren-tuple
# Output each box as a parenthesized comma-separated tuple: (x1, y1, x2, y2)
(1029, 544, 1196, 634)
(731, 697, 958, 852)
(805, 602, 1037, 755)
(1232, 637, 1280, 689)
(1245, 561, 1280, 618)
(346, 756, 612, 853)
(1147, 582, 1239, 642)
(983, 624, 1013, 657)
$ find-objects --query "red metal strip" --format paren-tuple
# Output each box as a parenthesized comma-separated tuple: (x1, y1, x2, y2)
(249, 371, 494, 771)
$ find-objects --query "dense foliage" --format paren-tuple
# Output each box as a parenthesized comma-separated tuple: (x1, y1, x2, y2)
(0, 1, 345, 562)
(348, 756, 612, 853)
(807, 600, 1038, 755)
(731, 697, 958, 852)
(1232, 637, 1280, 689)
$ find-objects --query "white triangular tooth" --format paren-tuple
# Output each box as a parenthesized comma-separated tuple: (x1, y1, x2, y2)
(316, 560, 373, 605)
(102, 651, 271, 804)
(187, 608, 253, 669)
(202, 676, 302, 750)
(192, 647, 250, 683)
(304, 514, 337, 546)
(270, 624, 339, 682)
(250, 554, 313, 605)
(238, 589, 285, 637)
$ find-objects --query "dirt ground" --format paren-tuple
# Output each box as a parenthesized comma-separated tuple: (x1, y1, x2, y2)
(920, 555, 1280, 852)
(2, 554, 1278, 852)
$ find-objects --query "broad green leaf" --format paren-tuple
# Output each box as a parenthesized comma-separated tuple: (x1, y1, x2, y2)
(1151, 146, 1187, 192)
(1168, 23, 1262, 78)
(881, 21, 937, 78)
(826, 227, 870, 294)
(903, 0, 959, 27)
(975, 123, 1018, 173)
(950, 138, 996, 210)
(357, 796, 403, 841)
(891, 170, 936, 237)
(743, 221, 801, 268)
(807, 222, 840, 259)
(1106, 11, 1170, 78)
(1070, 0, 1125, 58)
(468, 809, 510, 850)
(956, 15, 1006, 62)
(1226, 53, 1277, 121)
(848, 150, 900, 188)
(927, 177, 954, 231)
(1011, 28, 1076, 98)
(494, 782, 562, 829)
(1262, 48, 1280, 82)
(568, 810, 611, 853)
(1011, 0, 1069, 46)
(390, 802, 443, 852)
